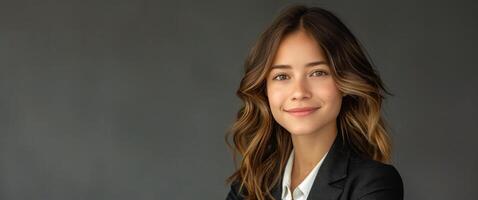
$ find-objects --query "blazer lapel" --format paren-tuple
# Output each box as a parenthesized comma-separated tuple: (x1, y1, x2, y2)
(308, 134, 350, 200)
(271, 181, 282, 200)
(270, 134, 351, 200)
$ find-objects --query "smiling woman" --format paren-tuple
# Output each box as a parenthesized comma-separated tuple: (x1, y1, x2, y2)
(225, 4, 403, 200)
(266, 29, 344, 138)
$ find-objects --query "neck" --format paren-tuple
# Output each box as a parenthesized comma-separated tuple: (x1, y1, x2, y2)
(290, 122, 338, 176)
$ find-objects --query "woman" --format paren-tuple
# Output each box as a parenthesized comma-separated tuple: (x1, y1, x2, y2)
(225, 4, 404, 200)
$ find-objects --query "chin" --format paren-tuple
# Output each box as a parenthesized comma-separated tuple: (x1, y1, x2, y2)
(285, 126, 318, 136)
(289, 132, 314, 136)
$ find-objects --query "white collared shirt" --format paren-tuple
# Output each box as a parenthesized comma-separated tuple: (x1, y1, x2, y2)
(281, 149, 329, 200)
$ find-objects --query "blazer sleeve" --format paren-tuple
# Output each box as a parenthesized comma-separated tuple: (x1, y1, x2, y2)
(356, 164, 404, 200)
(225, 181, 243, 200)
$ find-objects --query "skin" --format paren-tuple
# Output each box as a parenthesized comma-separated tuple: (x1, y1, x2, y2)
(266, 28, 345, 191)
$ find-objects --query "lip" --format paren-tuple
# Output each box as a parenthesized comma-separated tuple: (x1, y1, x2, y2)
(284, 107, 320, 117)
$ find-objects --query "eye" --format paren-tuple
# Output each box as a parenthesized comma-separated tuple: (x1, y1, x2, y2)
(310, 70, 328, 77)
(272, 74, 289, 81)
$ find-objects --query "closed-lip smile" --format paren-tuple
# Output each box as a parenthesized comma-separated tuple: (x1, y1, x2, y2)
(284, 106, 320, 116)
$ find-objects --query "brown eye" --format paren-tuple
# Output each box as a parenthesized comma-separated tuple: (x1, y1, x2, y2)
(273, 74, 289, 81)
(311, 70, 328, 77)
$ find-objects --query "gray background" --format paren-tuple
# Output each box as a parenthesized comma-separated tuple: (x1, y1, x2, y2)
(0, 0, 477, 199)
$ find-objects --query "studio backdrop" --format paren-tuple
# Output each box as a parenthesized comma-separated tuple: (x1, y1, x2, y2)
(0, 0, 476, 199)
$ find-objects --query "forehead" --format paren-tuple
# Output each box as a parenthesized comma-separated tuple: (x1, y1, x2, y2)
(272, 29, 327, 67)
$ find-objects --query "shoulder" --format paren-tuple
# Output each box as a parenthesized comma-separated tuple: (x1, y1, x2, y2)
(226, 180, 245, 200)
(345, 153, 404, 199)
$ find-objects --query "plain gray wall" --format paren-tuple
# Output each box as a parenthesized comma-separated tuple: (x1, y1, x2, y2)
(0, 0, 477, 199)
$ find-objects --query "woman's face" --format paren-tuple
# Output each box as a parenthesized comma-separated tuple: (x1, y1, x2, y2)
(266, 29, 344, 136)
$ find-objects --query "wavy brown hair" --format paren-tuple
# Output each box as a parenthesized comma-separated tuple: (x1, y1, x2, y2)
(225, 4, 394, 200)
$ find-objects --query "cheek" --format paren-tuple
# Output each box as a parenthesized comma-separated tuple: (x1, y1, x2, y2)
(267, 84, 286, 111)
(314, 80, 343, 104)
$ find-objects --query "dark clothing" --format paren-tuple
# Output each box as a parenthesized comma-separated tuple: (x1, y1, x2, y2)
(225, 134, 404, 200)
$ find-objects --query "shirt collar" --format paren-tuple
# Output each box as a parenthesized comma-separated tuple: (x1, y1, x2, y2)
(281, 149, 329, 199)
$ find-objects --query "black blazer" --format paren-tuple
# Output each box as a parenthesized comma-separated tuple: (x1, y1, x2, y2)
(226, 134, 404, 200)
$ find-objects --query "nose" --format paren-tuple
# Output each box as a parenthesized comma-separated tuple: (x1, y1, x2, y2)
(290, 77, 312, 101)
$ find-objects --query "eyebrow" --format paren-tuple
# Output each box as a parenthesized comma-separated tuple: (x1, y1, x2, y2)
(271, 61, 328, 69)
